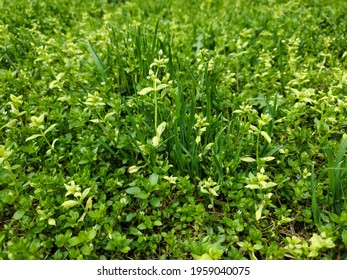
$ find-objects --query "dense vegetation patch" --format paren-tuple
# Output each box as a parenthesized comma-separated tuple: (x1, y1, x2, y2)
(0, 0, 347, 259)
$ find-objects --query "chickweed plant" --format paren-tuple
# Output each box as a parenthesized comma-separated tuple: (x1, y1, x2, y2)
(1, 0, 347, 260)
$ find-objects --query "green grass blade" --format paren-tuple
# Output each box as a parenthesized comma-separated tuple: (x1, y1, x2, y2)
(311, 164, 321, 227)
(87, 40, 107, 83)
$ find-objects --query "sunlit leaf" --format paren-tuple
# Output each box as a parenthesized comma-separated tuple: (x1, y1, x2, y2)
(241, 157, 256, 162)
(25, 134, 42, 141)
(156, 84, 169, 91)
(61, 200, 80, 208)
(128, 165, 139, 173)
(138, 87, 154, 95)
(156, 121, 166, 137)
(44, 123, 57, 134)
(261, 131, 272, 143)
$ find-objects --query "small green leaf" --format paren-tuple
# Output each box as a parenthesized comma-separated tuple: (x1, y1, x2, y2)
(245, 184, 260, 189)
(261, 131, 272, 143)
(255, 204, 264, 221)
(136, 191, 148, 199)
(68, 236, 81, 247)
(129, 226, 142, 235)
(138, 87, 154, 95)
(156, 121, 166, 138)
(126, 213, 136, 222)
(263, 182, 277, 188)
(44, 123, 57, 134)
(52, 139, 59, 149)
(81, 243, 91, 255)
(128, 165, 139, 173)
(13, 209, 26, 220)
(87, 229, 97, 241)
(125, 187, 141, 195)
(90, 119, 101, 123)
(156, 84, 169, 91)
(81, 187, 91, 201)
(61, 200, 80, 208)
(253, 243, 263, 250)
(261, 156, 275, 162)
(342, 229, 347, 245)
(1, 119, 17, 130)
(149, 197, 161, 208)
(25, 134, 42, 141)
(48, 218, 56, 226)
(209, 188, 219, 196)
(149, 173, 159, 186)
(137, 223, 147, 230)
(152, 135, 160, 147)
(241, 157, 256, 162)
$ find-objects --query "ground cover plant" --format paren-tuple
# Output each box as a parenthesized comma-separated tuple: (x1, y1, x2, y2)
(0, 0, 347, 260)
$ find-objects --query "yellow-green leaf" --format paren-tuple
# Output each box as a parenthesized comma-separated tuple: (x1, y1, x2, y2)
(138, 87, 154, 95)
(128, 165, 139, 173)
(156, 84, 169, 91)
(81, 188, 91, 201)
(48, 218, 56, 226)
(261, 131, 272, 143)
(44, 123, 57, 134)
(157, 121, 166, 137)
(25, 134, 42, 142)
(241, 157, 256, 162)
(255, 204, 264, 220)
(61, 200, 80, 208)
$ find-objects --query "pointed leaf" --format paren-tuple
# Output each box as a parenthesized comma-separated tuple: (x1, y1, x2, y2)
(209, 188, 219, 196)
(241, 157, 256, 162)
(44, 123, 57, 134)
(245, 184, 260, 189)
(157, 121, 166, 137)
(256, 204, 264, 221)
(81, 188, 91, 201)
(156, 84, 169, 91)
(138, 87, 154, 95)
(48, 218, 56, 226)
(90, 119, 101, 123)
(128, 165, 139, 173)
(261, 156, 275, 162)
(25, 134, 42, 141)
(87, 40, 107, 83)
(261, 131, 272, 143)
(152, 135, 160, 147)
(61, 200, 80, 208)
(263, 182, 277, 188)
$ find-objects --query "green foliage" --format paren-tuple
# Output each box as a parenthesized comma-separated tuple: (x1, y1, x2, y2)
(1, 0, 347, 260)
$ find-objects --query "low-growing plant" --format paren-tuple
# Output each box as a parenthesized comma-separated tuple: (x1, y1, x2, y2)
(1, 0, 347, 260)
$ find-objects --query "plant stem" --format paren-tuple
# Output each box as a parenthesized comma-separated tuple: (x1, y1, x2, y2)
(40, 129, 54, 151)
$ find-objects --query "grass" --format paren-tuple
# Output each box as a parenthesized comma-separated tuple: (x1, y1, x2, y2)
(0, 0, 347, 260)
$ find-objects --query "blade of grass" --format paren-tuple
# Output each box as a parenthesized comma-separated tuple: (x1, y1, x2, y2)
(327, 136, 347, 214)
(87, 40, 107, 83)
(311, 163, 321, 227)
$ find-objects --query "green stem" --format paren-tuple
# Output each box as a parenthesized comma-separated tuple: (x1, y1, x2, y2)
(154, 68, 159, 134)
(40, 129, 54, 151)
(256, 130, 260, 167)
(154, 89, 158, 134)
